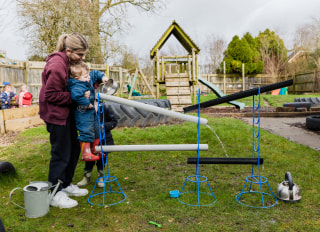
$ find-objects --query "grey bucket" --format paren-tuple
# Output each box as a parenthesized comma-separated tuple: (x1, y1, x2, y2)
(9, 180, 61, 218)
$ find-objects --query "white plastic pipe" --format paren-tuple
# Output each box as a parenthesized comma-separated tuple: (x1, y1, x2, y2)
(97, 93, 208, 125)
(95, 144, 208, 152)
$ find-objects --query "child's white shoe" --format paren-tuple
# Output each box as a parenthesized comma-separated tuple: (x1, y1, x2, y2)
(77, 171, 92, 187)
(97, 170, 105, 188)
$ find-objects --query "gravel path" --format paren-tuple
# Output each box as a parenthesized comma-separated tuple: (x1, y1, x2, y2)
(0, 131, 20, 147)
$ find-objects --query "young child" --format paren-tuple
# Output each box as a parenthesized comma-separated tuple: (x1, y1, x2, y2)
(1, 84, 15, 109)
(18, 84, 33, 107)
(77, 102, 117, 188)
(68, 62, 108, 162)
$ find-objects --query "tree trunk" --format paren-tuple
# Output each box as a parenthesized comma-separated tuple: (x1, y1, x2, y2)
(89, 0, 103, 64)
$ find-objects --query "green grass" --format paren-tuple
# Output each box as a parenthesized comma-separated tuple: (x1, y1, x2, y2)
(118, 91, 320, 108)
(194, 92, 320, 108)
(262, 94, 320, 107)
(1, 116, 319, 231)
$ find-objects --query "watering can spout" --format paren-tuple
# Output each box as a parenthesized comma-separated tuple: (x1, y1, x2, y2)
(49, 179, 63, 202)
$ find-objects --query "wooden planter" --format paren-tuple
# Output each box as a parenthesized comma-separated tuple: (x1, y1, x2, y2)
(0, 105, 44, 133)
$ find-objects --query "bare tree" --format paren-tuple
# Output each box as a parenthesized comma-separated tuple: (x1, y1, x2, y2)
(291, 17, 320, 72)
(16, 0, 164, 63)
(16, 0, 93, 59)
(200, 34, 227, 74)
(293, 25, 312, 50)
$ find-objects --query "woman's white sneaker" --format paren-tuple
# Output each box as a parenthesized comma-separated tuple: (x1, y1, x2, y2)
(62, 184, 88, 197)
(50, 191, 78, 208)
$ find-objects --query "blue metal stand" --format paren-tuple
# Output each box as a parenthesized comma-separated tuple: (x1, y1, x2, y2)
(235, 88, 277, 208)
(88, 94, 126, 206)
(177, 89, 217, 206)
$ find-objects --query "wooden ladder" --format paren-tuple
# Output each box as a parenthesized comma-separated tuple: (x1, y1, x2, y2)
(165, 73, 192, 112)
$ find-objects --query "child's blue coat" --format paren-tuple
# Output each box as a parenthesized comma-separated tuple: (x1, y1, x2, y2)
(68, 70, 105, 142)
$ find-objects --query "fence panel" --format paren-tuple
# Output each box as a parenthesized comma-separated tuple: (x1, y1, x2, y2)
(26, 61, 45, 102)
(195, 74, 273, 94)
(288, 71, 320, 93)
(1, 57, 319, 105)
(0, 59, 25, 92)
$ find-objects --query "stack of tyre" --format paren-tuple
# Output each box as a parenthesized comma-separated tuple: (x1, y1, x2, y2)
(104, 99, 174, 128)
(295, 97, 320, 131)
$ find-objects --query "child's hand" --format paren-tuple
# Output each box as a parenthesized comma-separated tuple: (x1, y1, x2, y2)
(84, 90, 90, 99)
(102, 75, 108, 83)
(88, 103, 93, 109)
(94, 100, 98, 112)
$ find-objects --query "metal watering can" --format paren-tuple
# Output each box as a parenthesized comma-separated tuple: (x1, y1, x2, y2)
(9, 180, 62, 218)
(276, 172, 302, 202)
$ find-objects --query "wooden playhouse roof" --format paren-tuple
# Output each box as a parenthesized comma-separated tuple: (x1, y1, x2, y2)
(150, 20, 200, 59)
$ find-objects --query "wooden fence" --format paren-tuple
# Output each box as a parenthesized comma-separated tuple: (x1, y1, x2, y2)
(0, 59, 132, 103)
(1, 58, 320, 105)
(287, 71, 320, 93)
(194, 73, 274, 94)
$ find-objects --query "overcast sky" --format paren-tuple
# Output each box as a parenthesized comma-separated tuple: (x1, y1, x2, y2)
(1, 0, 320, 61)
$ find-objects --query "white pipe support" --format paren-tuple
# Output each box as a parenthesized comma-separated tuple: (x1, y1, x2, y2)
(95, 144, 208, 152)
(97, 93, 208, 125)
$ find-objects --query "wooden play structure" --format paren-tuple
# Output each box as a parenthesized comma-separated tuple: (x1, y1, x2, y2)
(117, 68, 156, 100)
(150, 20, 200, 111)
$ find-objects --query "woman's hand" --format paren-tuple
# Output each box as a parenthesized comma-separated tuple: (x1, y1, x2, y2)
(84, 90, 90, 99)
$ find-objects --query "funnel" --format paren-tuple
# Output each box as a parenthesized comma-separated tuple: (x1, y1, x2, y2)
(102, 79, 118, 95)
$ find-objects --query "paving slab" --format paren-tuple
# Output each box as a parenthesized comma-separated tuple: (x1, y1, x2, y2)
(240, 117, 320, 151)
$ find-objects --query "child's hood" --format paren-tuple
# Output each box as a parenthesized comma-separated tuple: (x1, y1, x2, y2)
(68, 78, 86, 86)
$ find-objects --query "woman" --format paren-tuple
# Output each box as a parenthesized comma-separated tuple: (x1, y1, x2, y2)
(39, 32, 90, 208)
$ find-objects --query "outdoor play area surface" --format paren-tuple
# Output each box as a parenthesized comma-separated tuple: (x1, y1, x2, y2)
(1, 115, 318, 151)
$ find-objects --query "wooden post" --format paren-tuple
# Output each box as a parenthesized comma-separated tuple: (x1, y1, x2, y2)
(293, 73, 296, 94)
(24, 61, 28, 84)
(242, 63, 245, 91)
(223, 61, 226, 94)
(192, 48, 195, 82)
(195, 55, 198, 82)
(105, 65, 109, 79)
(117, 79, 126, 97)
(192, 82, 196, 104)
(156, 50, 160, 82)
(128, 69, 138, 100)
(0, 110, 5, 133)
(161, 56, 165, 81)
(313, 69, 316, 93)
(156, 82, 160, 99)
(139, 69, 156, 99)
(188, 55, 191, 81)
(119, 67, 123, 95)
